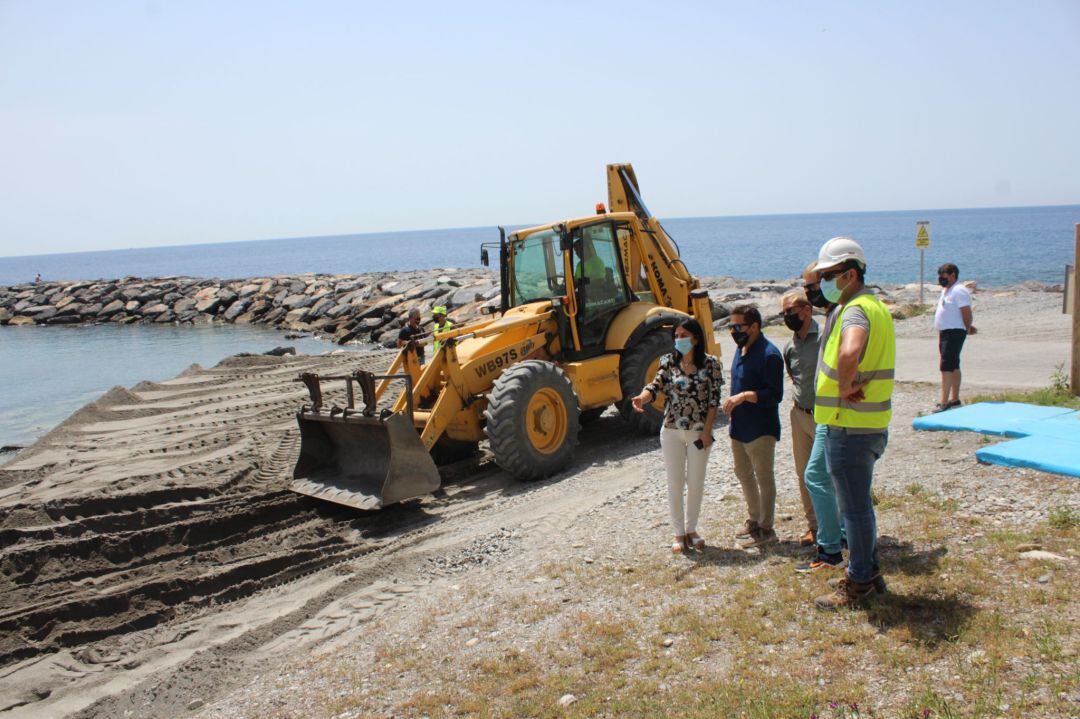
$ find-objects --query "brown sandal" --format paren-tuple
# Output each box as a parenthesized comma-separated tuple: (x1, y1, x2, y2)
(685, 532, 705, 551)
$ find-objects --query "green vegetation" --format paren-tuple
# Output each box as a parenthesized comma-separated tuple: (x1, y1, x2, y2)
(969, 365, 1080, 409)
(1048, 504, 1079, 530)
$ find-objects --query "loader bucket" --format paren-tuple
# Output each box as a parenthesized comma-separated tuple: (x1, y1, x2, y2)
(291, 410, 441, 511)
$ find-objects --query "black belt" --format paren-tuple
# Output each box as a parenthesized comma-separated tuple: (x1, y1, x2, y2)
(797, 405, 814, 415)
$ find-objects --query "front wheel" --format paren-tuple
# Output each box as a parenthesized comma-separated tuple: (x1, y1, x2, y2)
(616, 329, 673, 435)
(483, 360, 581, 480)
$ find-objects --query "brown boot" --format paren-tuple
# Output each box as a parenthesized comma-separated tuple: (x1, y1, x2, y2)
(814, 576, 877, 611)
(799, 528, 817, 547)
(733, 519, 759, 538)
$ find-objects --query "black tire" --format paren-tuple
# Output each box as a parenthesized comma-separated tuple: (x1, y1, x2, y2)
(579, 406, 607, 426)
(617, 329, 674, 435)
(483, 360, 580, 480)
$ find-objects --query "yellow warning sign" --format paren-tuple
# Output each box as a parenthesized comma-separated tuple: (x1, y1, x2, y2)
(915, 221, 931, 249)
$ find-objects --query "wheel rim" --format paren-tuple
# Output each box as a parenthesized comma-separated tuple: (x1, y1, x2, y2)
(645, 356, 666, 410)
(525, 388, 568, 454)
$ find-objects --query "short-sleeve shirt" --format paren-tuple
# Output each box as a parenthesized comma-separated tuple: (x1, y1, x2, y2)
(934, 283, 971, 331)
(397, 324, 425, 363)
(644, 353, 724, 431)
(782, 319, 820, 411)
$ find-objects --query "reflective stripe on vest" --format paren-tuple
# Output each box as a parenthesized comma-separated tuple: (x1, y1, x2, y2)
(813, 292, 896, 429)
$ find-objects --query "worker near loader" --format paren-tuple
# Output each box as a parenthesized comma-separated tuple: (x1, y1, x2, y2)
(431, 306, 452, 353)
(396, 308, 426, 364)
(631, 317, 723, 554)
(793, 262, 847, 574)
(779, 288, 820, 547)
(811, 237, 895, 611)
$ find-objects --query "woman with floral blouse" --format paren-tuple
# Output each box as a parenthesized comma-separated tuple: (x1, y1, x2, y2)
(631, 317, 724, 553)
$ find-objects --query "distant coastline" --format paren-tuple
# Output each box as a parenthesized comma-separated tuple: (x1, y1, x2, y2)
(2, 204, 1077, 287)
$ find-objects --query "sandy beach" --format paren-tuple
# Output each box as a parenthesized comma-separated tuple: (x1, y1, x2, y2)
(0, 279, 1075, 718)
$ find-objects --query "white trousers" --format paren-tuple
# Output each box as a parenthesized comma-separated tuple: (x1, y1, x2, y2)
(660, 427, 712, 535)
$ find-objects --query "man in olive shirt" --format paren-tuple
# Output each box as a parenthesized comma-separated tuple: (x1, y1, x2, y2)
(780, 289, 819, 546)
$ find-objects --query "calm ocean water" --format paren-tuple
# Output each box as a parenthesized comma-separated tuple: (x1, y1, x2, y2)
(2, 205, 1077, 287)
(0, 324, 358, 448)
(1, 204, 1077, 448)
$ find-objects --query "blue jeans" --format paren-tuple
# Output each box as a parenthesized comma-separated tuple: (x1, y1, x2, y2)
(803, 424, 845, 555)
(824, 426, 888, 583)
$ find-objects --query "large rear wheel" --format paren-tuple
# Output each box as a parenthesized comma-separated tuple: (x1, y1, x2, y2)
(617, 329, 674, 435)
(484, 360, 580, 480)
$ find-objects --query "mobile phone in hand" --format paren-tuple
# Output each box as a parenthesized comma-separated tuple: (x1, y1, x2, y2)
(693, 438, 704, 450)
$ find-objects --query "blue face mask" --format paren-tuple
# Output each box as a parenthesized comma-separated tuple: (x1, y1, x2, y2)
(821, 274, 845, 303)
(674, 337, 694, 356)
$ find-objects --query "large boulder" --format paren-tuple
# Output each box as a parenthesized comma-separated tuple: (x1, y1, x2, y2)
(284, 308, 311, 325)
(216, 288, 238, 305)
(195, 297, 222, 314)
(282, 294, 313, 310)
(173, 298, 197, 313)
(124, 300, 141, 312)
(223, 299, 250, 321)
(194, 285, 219, 301)
(0, 308, 11, 324)
(153, 310, 176, 323)
(238, 283, 261, 298)
(326, 302, 353, 319)
(98, 299, 125, 317)
(55, 302, 84, 317)
(8, 316, 36, 326)
(141, 303, 170, 317)
(447, 286, 481, 309)
(26, 305, 58, 321)
(45, 314, 81, 325)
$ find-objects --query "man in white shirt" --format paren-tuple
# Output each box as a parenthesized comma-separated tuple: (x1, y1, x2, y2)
(933, 263, 976, 412)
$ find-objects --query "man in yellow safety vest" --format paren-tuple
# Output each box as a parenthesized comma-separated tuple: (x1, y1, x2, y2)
(431, 305, 453, 353)
(810, 237, 896, 610)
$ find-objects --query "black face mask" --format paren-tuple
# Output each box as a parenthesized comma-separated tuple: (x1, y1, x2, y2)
(783, 313, 803, 332)
(938, 275, 950, 287)
(805, 286, 829, 308)
(731, 330, 750, 347)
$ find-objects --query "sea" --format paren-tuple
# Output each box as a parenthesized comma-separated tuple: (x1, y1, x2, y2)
(1, 204, 1077, 448)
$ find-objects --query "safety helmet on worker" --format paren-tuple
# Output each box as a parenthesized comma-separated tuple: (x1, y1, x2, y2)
(813, 236, 866, 273)
(432, 305, 447, 317)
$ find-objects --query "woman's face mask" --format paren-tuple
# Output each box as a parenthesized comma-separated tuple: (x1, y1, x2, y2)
(674, 336, 694, 356)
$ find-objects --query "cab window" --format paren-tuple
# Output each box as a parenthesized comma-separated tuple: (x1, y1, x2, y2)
(510, 230, 565, 307)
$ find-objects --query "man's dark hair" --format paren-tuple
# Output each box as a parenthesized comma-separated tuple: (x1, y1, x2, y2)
(674, 317, 707, 367)
(937, 262, 958, 278)
(730, 304, 762, 329)
(843, 259, 866, 283)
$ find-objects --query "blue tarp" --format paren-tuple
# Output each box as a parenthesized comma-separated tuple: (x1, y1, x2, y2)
(912, 402, 1080, 479)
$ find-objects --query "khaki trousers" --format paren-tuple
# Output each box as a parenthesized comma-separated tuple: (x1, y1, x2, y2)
(789, 406, 819, 531)
(731, 435, 777, 530)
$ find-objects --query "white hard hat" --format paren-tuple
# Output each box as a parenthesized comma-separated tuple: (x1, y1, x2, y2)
(813, 236, 866, 273)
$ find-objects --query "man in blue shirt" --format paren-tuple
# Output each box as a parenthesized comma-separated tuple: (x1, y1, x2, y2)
(723, 304, 785, 548)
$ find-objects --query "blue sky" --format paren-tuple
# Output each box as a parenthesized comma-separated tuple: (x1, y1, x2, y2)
(1, 1, 1078, 256)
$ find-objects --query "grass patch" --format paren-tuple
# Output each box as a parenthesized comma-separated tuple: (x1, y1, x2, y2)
(1047, 504, 1079, 530)
(969, 364, 1080, 409)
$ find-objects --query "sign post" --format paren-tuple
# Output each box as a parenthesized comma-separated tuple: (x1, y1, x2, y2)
(915, 220, 931, 304)
(1072, 224, 1080, 395)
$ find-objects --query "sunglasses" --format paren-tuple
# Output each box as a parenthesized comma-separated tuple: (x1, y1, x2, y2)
(804, 282, 820, 291)
(821, 268, 850, 282)
(783, 309, 804, 319)
(729, 324, 747, 332)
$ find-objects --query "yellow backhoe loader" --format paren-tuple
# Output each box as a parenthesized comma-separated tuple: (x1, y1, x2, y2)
(291, 164, 719, 510)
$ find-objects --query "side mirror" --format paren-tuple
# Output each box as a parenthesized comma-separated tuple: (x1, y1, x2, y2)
(480, 248, 489, 266)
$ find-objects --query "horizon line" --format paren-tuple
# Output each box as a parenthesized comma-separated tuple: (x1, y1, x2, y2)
(2, 201, 1078, 262)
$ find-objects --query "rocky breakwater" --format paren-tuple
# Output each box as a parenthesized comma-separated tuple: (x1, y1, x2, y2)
(0, 269, 501, 345)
